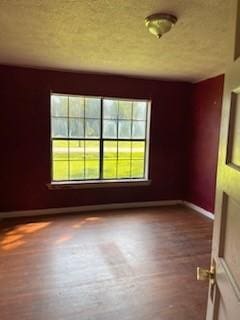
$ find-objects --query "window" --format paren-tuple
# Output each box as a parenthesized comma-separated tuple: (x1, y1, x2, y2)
(51, 94, 150, 183)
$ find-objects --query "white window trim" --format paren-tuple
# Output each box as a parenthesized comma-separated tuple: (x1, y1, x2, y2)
(47, 178, 151, 189)
(50, 93, 151, 184)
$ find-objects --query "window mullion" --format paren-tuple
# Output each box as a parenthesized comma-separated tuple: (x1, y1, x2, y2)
(99, 98, 104, 179)
(83, 97, 86, 180)
(116, 101, 119, 179)
(67, 96, 70, 180)
(130, 101, 133, 178)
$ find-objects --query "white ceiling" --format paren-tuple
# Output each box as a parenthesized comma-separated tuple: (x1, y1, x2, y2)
(0, 0, 236, 82)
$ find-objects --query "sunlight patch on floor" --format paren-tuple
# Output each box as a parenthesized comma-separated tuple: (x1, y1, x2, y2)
(55, 235, 73, 244)
(1, 222, 51, 251)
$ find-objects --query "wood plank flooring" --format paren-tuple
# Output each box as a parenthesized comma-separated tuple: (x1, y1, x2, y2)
(0, 205, 213, 320)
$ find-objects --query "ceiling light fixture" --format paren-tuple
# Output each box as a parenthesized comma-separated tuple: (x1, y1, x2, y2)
(145, 13, 177, 39)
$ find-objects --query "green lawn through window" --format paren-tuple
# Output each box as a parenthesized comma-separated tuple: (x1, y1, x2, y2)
(52, 140, 145, 181)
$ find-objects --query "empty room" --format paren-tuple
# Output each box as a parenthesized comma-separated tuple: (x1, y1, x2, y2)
(0, 1, 239, 319)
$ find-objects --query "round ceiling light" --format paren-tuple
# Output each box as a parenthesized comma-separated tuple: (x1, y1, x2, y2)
(145, 13, 177, 38)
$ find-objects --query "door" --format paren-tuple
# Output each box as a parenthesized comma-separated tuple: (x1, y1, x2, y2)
(206, 1, 240, 319)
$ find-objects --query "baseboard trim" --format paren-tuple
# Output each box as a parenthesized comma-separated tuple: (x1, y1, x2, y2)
(0, 200, 182, 219)
(183, 201, 214, 220)
(0, 200, 215, 220)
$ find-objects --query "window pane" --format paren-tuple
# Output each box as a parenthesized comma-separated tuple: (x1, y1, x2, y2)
(133, 102, 147, 120)
(118, 101, 132, 119)
(85, 119, 100, 138)
(69, 140, 84, 160)
(85, 98, 101, 118)
(132, 121, 146, 139)
(52, 140, 68, 160)
(51, 95, 68, 117)
(103, 160, 117, 179)
(132, 141, 145, 159)
(104, 141, 117, 159)
(131, 160, 144, 178)
(117, 160, 131, 178)
(85, 160, 99, 179)
(118, 141, 131, 159)
(70, 161, 84, 180)
(103, 99, 118, 119)
(85, 141, 100, 159)
(69, 96, 84, 117)
(69, 118, 84, 138)
(103, 120, 117, 138)
(52, 118, 68, 138)
(118, 120, 131, 139)
(53, 161, 68, 180)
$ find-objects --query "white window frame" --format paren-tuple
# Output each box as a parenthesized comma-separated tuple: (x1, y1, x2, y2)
(49, 93, 151, 189)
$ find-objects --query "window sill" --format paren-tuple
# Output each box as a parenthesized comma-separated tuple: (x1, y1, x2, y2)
(47, 179, 151, 190)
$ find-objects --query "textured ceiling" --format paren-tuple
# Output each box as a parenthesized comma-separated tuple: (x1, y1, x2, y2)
(0, 0, 237, 82)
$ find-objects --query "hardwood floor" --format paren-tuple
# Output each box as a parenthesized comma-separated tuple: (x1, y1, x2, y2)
(0, 205, 212, 320)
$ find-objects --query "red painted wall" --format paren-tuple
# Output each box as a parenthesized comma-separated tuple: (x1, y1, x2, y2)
(0, 65, 191, 212)
(185, 75, 224, 213)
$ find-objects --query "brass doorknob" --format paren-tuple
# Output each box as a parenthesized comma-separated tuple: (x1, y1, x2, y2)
(197, 265, 216, 302)
(197, 266, 215, 283)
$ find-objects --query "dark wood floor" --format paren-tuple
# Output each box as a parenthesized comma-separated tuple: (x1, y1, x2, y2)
(0, 205, 212, 320)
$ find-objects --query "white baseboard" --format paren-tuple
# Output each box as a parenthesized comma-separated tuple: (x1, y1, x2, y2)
(0, 200, 182, 219)
(0, 200, 215, 220)
(183, 201, 214, 220)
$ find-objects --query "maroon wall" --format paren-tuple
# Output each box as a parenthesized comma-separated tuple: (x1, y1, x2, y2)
(0, 65, 191, 212)
(186, 75, 224, 213)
